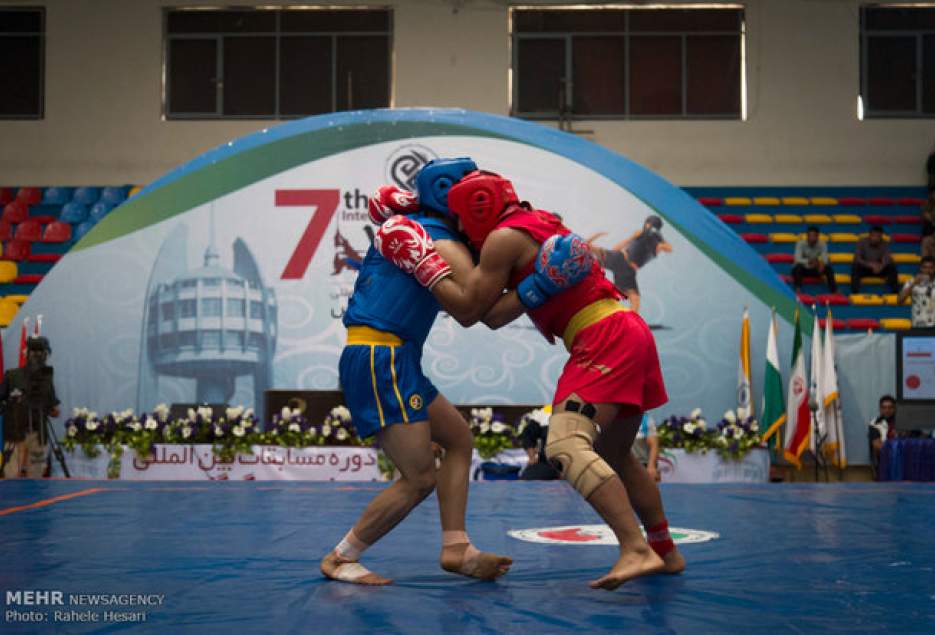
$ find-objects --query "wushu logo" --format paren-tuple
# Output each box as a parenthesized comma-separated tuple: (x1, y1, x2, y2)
(508, 524, 719, 545)
(385, 144, 438, 191)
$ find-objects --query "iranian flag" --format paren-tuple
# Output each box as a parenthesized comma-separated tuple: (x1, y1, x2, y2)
(783, 308, 811, 468)
(761, 310, 785, 449)
(737, 308, 753, 419)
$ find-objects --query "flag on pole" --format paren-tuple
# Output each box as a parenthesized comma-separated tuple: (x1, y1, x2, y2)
(761, 309, 785, 449)
(809, 306, 824, 454)
(34, 314, 42, 336)
(784, 308, 811, 468)
(18, 316, 29, 368)
(737, 307, 753, 419)
(822, 307, 847, 467)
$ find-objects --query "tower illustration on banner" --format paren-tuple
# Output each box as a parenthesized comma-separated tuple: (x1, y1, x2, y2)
(137, 207, 277, 419)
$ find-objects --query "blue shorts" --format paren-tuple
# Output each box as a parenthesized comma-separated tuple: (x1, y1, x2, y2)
(339, 339, 438, 440)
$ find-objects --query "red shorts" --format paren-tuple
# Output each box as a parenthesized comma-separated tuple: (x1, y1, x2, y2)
(553, 310, 668, 415)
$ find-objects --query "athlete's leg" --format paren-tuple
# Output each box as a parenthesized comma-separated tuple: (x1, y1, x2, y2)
(427, 394, 512, 580)
(321, 420, 436, 585)
(550, 394, 664, 590)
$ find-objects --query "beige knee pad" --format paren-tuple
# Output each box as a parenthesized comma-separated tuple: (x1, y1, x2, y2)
(544, 411, 616, 499)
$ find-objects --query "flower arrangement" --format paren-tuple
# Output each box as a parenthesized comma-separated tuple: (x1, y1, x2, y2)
(62, 403, 367, 477)
(657, 408, 762, 460)
(469, 407, 519, 459)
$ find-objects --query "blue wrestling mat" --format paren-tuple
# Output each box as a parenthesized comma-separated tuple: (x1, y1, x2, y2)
(1, 481, 933, 633)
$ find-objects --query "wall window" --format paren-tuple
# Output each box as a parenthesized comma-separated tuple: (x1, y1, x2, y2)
(165, 7, 391, 119)
(511, 6, 743, 119)
(861, 5, 935, 118)
(0, 7, 44, 118)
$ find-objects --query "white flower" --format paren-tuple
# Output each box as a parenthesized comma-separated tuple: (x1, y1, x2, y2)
(336, 428, 349, 441)
(322, 424, 332, 437)
(491, 422, 506, 434)
(288, 423, 300, 433)
(129, 422, 142, 432)
(723, 410, 737, 424)
(244, 408, 254, 419)
(198, 406, 213, 420)
(187, 408, 196, 421)
(750, 421, 760, 432)
(226, 406, 244, 420)
(121, 408, 134, 420)
(242, 419, 253, 429)
(690, 408, 703, 420)
(182, 426, 192, 439)
(214, 425, 224, 436)
(154, 403, 170, 421)
(67, 425, 77, 437)
(86, 421, 99, 432)
(734, 428, 745, 439)
(232, 425, 245, 438)
(281, 406, 293, 422)
(307, 427, 316, 438)
(72, 407, 85, 418)
(480, 422, 490, 434)
(696, 419, 707, 430)
(683, 422, 696, 434)
(88, 412, 98, 420)
(144, 417, 158, 431)
(331, 406, 351, 422)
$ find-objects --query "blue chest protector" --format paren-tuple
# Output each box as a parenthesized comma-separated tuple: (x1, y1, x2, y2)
(344, 214, 459, 345)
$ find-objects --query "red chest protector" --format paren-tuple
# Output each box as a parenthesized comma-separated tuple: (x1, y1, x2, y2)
(498, 207, 622, 343)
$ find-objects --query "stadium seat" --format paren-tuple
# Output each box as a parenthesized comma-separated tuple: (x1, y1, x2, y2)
(0, 300, 18, 326)
(898, 273, 912, 283)
(2, 201, 28, 224)
(128, 185, 143, 198)
(883, 294, 911, 306)
(60, 201, 89, 224)
(838, 197, 866, 206)
(819, 318, 846, 330)
(753, 197, 780, 206)
(829, 253, 854, 264)
(892, 234, 921, 243)
(810, 197, 838, 206)
(28, 252, 62, 263)
(803, 214, 832, 224)
(832, 214, 862, 224)
(769, 233, 799, 243)
(0, 187, 12, 204)
(0, 221, 11, 242)
(89, 201, 114, 223)
(863, 215, 892, 225)
(850, 294, 884, 306)
(892, 253, 921, 264)
(101, 186, 128, 206)
(774, 213, 803, 223)
(829, 233, 859, 243)
(797, 293, 816, 305)
(0, 260, 17, 283)
(898, 198, 925, 206)
(42, 221, 72, 243)
(2, 241, 31, 261)
(697, 197, 723, 206)
(879, 318, 912, 330)
(893, 215, 921, 224)
(782, 197, 809, 206)
(72, 186, 101, 205)
(741, 233, 768, 243)
(846, 318, 879, 330)
(817, 293, 849, 305)
(835, 273, 851, 284)
(717, 214, 743, 224)
(725, 197, 752, 206)
(13, 220, 42, 242)
(15, 187, 41, 205)
(73, 221, 95, 241)
(869, 197, 894, 206)
(41, 186, 73, 205)
(745, 213, 773, 223)
(4, 294, 29, 305)
(765, 253, 794, 263)
(14, 274, 44, 284)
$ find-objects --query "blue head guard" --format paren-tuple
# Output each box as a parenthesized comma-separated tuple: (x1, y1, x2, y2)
(415, 157, 478, 215)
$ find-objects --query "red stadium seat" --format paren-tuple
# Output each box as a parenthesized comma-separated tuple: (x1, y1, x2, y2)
(796, 293, 816, 305)
(13, 219, 42, 242)
(782, 274, 822, 285)
(41, 221, 72, 243)
(0, 220, 11, 242)
(30, 214, 57, 225)
(2, 201, 28, 224)
(846, 318, 879, 330)
(838, 197, 866, 206)
(13, 273, 44, 285)
(892, 234, 921, 243)
(741, 233, 768, 243)
(698, 197, 723, 206)
(717, 213, 743, 224)
(869, 197, 894, 206)
(28, 252, 62, 263)
(863, 215, 892, 225)
(0, 187, 12, 204)
(817, 293, 849, 306)
(893, 215, 922, 224)
(15, 187, 41, 205)
(819, 318, 846, 330)
(765, 253, 794, 263)
(2, 241, 31, 261)
(899, 197, 926, 206)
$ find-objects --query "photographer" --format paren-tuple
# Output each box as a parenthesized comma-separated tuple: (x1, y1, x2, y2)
(1, 336, 60, 478)
(897, 256, 935, 327)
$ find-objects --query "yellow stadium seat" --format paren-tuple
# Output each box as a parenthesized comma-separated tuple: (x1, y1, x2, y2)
(850, 294, 884, 306)
(0, 300, 18, 327)
(829, 253, 854, 264)
(835, 273, 852, 284)
(770, 233, 800, 243)
(880, 318, 912, 331)
(803, 214, 833, 224)
(832, 214, 862, 224)
(830, 233, 859, 243)
(893, 253, 921, 264)
(797, 232, 829, 241)
(810, 197, 838, 206)
(883, 294, 911, 305)
(774, 214, 803, 223)
(4, 294, 29, 305)
(129, 185, 143, 198)
(898, 273, 912, 283)
(745, 213, 773, 223)
(725, 197, 752, 206)
(782, 197, 809, 206)
(753, 197, 780, 206)
(0, 260, 17, 284)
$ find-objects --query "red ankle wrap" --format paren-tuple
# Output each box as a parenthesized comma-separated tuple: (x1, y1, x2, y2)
(647, 520, 674, 557)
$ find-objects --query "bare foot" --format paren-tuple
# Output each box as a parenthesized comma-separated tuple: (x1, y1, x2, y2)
(320, 550, 392, 586)
(590, 547, 665, 590)
(440, 543, 513, 581)
(662, 548, 686, 574)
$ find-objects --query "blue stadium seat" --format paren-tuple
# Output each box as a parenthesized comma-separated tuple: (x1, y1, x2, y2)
(73, 220, 95, 241)
(41, 186, 74, 205)
(60, 201, 89, 224)
(89, 201, 114, 223)
(72, 186, 101, 206)
(100, 186, 129, 206)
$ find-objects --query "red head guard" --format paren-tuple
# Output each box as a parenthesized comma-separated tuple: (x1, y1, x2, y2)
(446, 170, 520, 249)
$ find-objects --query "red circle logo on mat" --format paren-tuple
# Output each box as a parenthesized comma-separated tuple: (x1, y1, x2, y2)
(508, 524, 719, 546)
(907, 375, 921, 389)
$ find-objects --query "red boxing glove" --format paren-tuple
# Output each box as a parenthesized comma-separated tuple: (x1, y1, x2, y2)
(374, 215, 453, 289)
(368, 185, 420, 225)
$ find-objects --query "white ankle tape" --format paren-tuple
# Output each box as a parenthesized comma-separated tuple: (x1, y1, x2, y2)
(332, 562, 372, 582)
(335, 530, 368, 561)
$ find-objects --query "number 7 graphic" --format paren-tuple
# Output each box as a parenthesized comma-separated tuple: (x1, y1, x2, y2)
(275, 189, 341, 279)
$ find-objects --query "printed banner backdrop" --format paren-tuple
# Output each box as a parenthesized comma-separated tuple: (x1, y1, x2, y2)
(12, 109, 805, 437)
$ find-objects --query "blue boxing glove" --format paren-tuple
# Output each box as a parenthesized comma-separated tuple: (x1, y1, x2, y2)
(517, 233, 595, 309)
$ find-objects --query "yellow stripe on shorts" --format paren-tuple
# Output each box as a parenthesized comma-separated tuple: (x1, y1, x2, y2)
(390, 345, 409, 423)
(369, 345, 386, 428)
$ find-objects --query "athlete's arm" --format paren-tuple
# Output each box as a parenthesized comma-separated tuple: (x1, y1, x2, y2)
(585, 231, 607, 244)
(657, 241, 673, 254)
(611, 230, 641, 252)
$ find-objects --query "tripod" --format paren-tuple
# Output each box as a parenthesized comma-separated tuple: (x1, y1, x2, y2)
(26, 405, 69, 478)
(809, 399, 829, 482)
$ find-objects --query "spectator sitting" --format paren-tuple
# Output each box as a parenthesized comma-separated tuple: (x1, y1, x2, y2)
(897, 256, 935, 327)
(792, 226, 837, 294)
(851, 226, 899, 294)
(868, 395, 897, 478)
(632, 413, 661, 482)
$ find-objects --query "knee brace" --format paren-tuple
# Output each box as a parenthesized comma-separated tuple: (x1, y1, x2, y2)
(544, 411, 616, 499)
